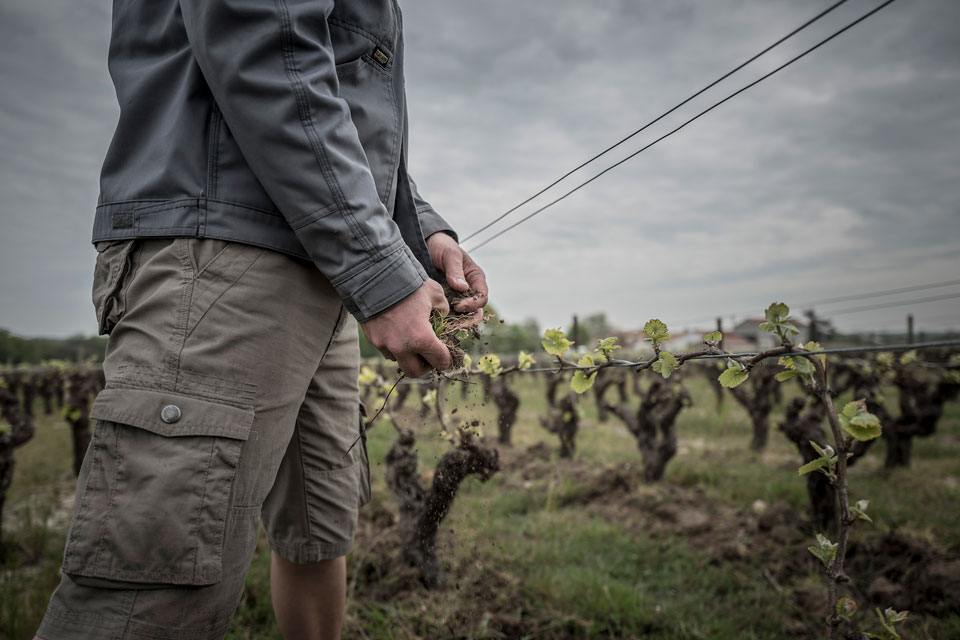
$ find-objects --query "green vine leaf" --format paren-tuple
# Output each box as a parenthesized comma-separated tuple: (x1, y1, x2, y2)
(570, 354, 598, 394)
(595, 336, 621, 360)
(652, 351, 678, 379)
(899, 350, 918, 365)
(702, 330, 722, 344)
(518, 351, 535, 370)
(643, 319, 670, 346)
(808, 533, 838, 567)
(542, 328, 574, 357)
(758, 302, 800, 340)
(850, 499, 873, 523)
(798, 458, 829, 476)
(871, 607, 909, 640)
(478, 354, 504, 377)
(838, 399, 882, 442)
(422, 389, 437, 410)
(463, 353, 473, 370)
(718, 360, 749, 388)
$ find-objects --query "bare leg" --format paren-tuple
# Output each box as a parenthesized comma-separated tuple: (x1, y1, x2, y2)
(271, 551, 346, 640)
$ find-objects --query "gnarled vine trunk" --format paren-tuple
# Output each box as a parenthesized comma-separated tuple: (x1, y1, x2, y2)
(65, 369, 99, 476)
(728, 362, 779, 451)
(385, 429, 499, 587)
(779, 396, 836, 529)
(491, 377, 519, 445)
(0, 383, 36, 556)
(539, 376, 579, 458)
(604, 376, 691, 482)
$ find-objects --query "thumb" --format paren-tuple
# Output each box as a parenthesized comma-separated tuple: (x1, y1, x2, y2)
(441, 249, 469, 292)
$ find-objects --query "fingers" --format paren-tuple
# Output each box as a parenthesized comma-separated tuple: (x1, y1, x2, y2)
(416, 333, 453, 372)
(395, 334, 451, 377)
(425, 279, 450, 315)
(454, 255, 489, 312)
(396, 352, 430, 378)
(440, 248, 469, 292)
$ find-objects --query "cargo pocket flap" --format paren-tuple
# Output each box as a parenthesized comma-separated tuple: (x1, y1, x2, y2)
(90, 387, 254, 440)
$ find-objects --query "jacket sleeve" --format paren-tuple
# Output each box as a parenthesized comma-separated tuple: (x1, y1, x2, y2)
(407, 171, 458, 242)
(178, 0, 426, 322)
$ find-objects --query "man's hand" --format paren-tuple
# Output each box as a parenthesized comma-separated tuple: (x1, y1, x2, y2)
(426, 232, 489, 314)
(359, 280, 452, 378)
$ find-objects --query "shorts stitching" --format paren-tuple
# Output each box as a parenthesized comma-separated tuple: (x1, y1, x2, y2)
(91, 426, 124, 573)
(188, 439, 216, 582)
(294, 418, 310, 542)
(167, 240, 195, 390)
(43, 604, 129, 628)
(64, 425, 103, 567)
(106, 380, 254, 410)
(184, 248, 264, 342)
(303, 458, 362, 480)
(90, 408, 251, 437)
(117, 364, 256, 393)
(268, 538, 353, 563)
(211, 440, 236, 575)
(120, 589, 138, 639)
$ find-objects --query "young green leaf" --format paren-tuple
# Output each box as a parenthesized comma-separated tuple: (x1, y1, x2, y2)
(478, 354, 504, 377)
(838, 399, 882, 441)
(518, 351, 536, 370)
(463, 352, 473, 370)
(702, 330, 722, 344)
(595, 336, 621, 359)
(798, 458, 830, 476)
(850, 499, 872, 523)
(570, 354, 598, 394)
(542, 328, 574, 356)
(874, 607, 908, 640)
(652, 351, 679, 379)
(718, 360, 749, 388)
(643, 319, 670, 345)
(808, 533, 838, 567)
(758, 301, 800, 339)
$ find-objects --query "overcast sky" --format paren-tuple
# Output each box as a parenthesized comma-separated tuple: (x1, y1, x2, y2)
(1, 0, 958, 338)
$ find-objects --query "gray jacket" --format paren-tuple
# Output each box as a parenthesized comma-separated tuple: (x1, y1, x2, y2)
(92, 0, 455, 322)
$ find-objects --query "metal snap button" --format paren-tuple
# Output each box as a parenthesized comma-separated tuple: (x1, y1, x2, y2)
(160, 404, 182, 424)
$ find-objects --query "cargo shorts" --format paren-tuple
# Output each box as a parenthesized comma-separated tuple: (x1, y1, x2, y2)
(38, 238, 371, 640)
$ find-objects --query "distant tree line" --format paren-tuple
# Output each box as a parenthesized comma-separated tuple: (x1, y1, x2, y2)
(0, 329, 107, 365)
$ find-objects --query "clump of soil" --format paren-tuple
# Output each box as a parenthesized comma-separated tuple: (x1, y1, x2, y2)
(846, 532, 960, 616)
(433, 287, 485, 369)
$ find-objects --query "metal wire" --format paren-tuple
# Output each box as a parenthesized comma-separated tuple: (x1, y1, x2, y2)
(465, 0, 899, 253)
(460, 0, 852, 243)
(399, 338, 960, 382)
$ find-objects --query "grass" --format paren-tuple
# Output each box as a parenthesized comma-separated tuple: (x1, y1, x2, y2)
(3, 369, 959, 639)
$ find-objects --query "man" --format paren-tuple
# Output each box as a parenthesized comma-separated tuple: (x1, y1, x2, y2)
(35, 0, 486, 639)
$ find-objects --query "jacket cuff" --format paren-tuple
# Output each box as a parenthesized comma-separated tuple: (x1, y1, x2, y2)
(417, 205, 459, 243)
(334, 242, 428, 322)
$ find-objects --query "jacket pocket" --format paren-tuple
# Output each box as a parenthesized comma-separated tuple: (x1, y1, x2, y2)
(92, 239, 138, 336)
(61, 387, 254, 586)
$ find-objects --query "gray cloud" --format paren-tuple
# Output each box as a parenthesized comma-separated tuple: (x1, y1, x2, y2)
(1, 0, 958, 337)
